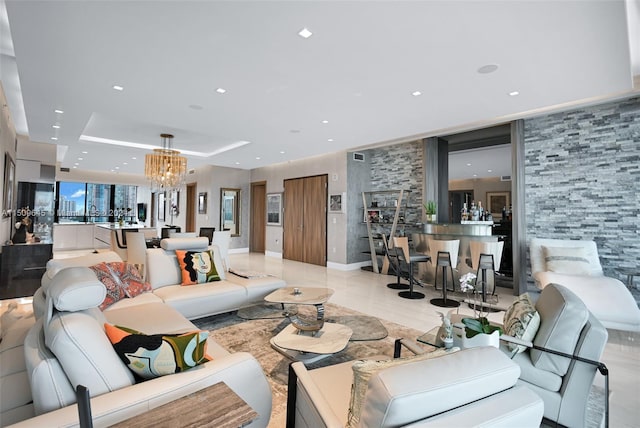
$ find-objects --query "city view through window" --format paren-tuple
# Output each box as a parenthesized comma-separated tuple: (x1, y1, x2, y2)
(57, 182, 137, 223)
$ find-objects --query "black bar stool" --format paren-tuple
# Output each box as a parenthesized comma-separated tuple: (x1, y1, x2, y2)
(394, 237, 430, 299)
(430, 251, 460, 307)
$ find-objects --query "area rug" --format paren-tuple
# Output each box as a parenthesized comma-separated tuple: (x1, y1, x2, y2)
(192, 303, 606, 428)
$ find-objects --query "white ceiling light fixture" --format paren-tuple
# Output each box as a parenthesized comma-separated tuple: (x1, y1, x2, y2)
(298, 27, 312, 38)
(144, 133, 187, 192)
(52, 124, 60, 129)
(50, 137, 58, 141)
(216, 88, 226, 94)
(54, 109, 64, 114)
(509, 91, 520, 96)
(412, 91, 422, 97)
(112, 85, 124, 91)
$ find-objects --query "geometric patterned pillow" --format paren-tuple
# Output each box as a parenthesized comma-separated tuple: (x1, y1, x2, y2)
(104, 262, 152, 298)
(502, 293, 541, 355)
(104, 324, 211, 380)
(175, 250, 221, 286)
(89, 262, 127, 310)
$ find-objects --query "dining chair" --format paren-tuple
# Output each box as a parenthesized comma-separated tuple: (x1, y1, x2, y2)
(126, 231, 147, 280)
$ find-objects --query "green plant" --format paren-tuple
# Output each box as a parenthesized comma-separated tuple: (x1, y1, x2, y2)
(423, 200, 437, 215)
(461, 317, 503, 339)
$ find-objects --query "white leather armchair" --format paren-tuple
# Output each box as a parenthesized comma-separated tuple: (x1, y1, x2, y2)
(530, 237, 640, 331)
(286, 346, 543, 428)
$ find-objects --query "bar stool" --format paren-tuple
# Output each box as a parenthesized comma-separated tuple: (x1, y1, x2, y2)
(469, 240, 504, 312)
(428, 239, 460, 308)
(393, 236, 430, 299)
(386, 235, 410, 290)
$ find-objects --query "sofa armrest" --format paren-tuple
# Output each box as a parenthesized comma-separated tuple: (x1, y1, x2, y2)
(8, 352, 271, 428)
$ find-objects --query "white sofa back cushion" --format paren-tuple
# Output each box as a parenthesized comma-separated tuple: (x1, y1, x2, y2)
(530, 238, 603, 276)
(44, 251, 122, 284)
(148, 239, 226, 289)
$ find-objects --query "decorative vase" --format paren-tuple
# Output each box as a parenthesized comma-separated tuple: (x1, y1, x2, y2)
(443, 337, 454, 349)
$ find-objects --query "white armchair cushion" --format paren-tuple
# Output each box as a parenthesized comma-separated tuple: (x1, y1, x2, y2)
(542, 246, 592, 275)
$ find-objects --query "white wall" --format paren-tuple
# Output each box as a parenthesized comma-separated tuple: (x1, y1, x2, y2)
(0, 83, 18, 246)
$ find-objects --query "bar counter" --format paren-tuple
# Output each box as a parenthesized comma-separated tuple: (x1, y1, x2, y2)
(412, 222, 500, 285)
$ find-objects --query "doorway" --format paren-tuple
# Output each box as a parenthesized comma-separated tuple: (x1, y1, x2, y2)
(185, 183, 196, 232)
(283, 174, 327, 266)
(250, 181, 266, 253)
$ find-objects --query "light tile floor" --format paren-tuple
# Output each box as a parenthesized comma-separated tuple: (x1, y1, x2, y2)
(229, 252, 640, 428)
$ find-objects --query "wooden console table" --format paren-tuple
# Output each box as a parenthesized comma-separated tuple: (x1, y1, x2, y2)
(112, 382, 258, 428)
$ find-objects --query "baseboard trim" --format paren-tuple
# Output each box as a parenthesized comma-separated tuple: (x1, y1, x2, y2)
(229, 247, 249, 254)
(265, 251, 283, 259)
(327, 260, 372, 271)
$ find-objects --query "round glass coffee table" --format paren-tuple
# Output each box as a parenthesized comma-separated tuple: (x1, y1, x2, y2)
(265, 287, 352, 363)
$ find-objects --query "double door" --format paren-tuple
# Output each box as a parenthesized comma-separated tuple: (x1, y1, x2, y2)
(283, 175, 327, 266)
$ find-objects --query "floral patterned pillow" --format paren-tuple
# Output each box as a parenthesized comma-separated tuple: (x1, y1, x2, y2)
(89, 262, 127, 310)
(105, 262, 152, 298)
(503, 293, 541, 354)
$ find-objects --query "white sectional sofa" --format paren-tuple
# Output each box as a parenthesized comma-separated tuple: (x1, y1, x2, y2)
(1, 237, 285, 427)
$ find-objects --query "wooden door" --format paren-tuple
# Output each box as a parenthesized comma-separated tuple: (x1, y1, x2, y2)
(283, 175, 327, 266)
(186, 183, 196, 232)
(250, 181, 266, 253)
(283, 178, 305, 262)
(303, 175, 327, 266)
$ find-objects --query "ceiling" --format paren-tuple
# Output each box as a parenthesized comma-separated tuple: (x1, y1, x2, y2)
(1, 1, 638, 180)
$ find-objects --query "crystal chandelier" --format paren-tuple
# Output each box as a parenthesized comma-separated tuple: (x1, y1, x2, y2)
(144, 133, 187, 191)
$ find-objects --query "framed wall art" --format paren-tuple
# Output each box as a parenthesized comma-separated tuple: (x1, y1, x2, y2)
(158, 192, 165, 221)
(487, 191, 510, 218)
(266, 193, 282, 226)
(198, 192, 207, 214)
(328, 192, 346, 213)
(3, 153, 15, 218)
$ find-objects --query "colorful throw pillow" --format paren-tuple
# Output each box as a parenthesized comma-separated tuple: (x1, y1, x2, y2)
(105, 262, 152, 298)
(347, 348, 453, 428)
(175, 250, 221, 285)
(503, 293, 541, 354)
(104, 324, 211, 379)
(89, 262, 127, 310)
(542, 246, 592, 275)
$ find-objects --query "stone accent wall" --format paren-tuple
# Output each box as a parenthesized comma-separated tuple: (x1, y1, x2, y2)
(524, 96, 640, 280)
(369, 140, 424, 226)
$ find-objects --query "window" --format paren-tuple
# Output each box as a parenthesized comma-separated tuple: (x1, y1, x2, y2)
(56, 182, 138, 223)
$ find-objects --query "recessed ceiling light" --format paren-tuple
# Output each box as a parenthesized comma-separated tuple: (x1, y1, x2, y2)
(73, 166, 77, 169)
(123, 162, 128, 165)
(115, 166, 120, 169)
(82, 151, 88, 154)
(328, 138, 334, 142)
(235, 162, 240, 165)
(477, 64, 499, 74)
(488, 169, 493, 173)
(112, 85, 124, 91)
(50, 137, 58, 141)
(509, 91, 520, 96)
(132, 157, 137, 160)
(280, 151, 285, 154)
(412, 91, 422, 97)
(322, 120, 329, 124)
(78, 157, 83, 160)
(473, 174, 478, 177)
(466, 163, 472, 166)
(54, 109, 64, 114)
(216, 88, 226, 94)
(52, 124, 60, 129)
(298, 28, 312, 38)
(74, 162, 79, 166)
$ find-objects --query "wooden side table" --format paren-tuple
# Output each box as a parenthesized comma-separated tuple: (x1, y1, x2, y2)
(111, 382, 258, 428)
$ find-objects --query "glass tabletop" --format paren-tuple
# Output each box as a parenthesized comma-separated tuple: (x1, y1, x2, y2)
(264, 287, 335, 305)
(417, 326, 445, 348)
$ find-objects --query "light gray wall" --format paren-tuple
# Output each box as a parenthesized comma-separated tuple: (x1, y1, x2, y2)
(0, 83, 18, 246)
